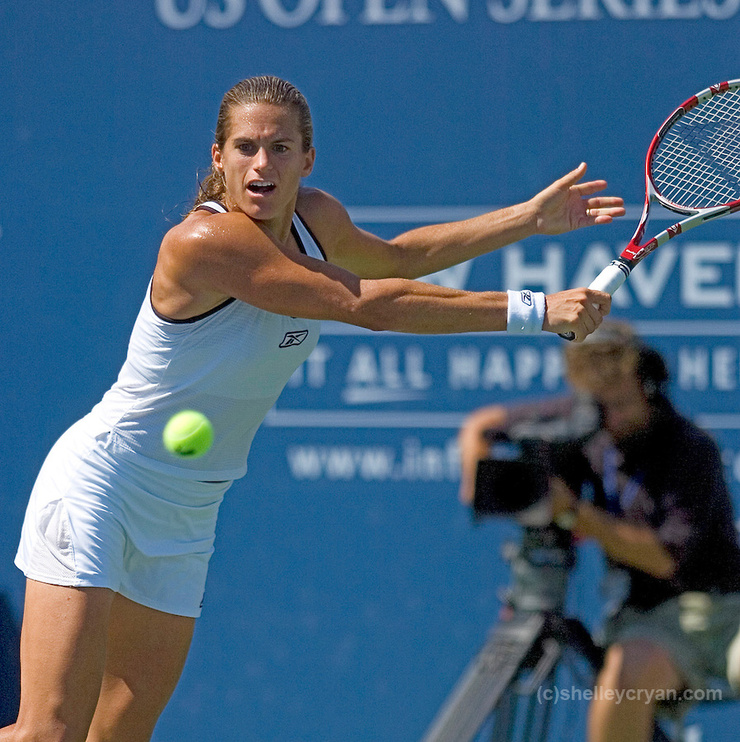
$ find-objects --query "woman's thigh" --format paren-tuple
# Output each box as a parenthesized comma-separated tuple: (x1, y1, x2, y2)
(15, 580, 115, 742)
(87, 593, 195, 742)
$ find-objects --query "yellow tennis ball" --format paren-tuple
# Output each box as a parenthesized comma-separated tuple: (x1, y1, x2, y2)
(163, 410, 214, 458)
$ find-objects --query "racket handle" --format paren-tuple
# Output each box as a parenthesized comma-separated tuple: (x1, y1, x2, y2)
(589, 260, 631, 294)
(559, 260, 631, 341)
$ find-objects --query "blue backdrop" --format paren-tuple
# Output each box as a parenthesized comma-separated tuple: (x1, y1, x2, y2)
(2, 2, 740, 739)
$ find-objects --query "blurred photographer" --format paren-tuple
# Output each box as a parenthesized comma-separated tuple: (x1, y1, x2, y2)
(458, 322, 740, 742)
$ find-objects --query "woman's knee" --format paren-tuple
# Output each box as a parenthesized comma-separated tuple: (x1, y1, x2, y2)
(11, 717, 89, 742)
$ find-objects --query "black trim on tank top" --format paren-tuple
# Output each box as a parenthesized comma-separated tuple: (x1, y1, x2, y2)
(151, 206, 324, 322)
(290, 221, 305, 254)
(195, 203, 325, 260)
(195, 201, 227, 214)
(150, 289, 236, 325)
(151, 200, 232, 323)
(294, 211, 328, 260)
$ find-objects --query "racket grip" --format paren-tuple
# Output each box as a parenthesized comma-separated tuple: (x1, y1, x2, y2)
(559, 260, 631, 341)
(589, 260, 630, 294)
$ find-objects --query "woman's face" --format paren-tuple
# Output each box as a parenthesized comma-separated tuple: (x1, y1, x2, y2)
(212, 102, 315, 232)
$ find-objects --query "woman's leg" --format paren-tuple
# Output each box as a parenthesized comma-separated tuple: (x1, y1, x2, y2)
(86, 593, 195, 742)
(11, 580, 115, 742)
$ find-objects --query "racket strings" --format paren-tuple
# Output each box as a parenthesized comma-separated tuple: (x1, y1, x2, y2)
(651, 86, 740, 209)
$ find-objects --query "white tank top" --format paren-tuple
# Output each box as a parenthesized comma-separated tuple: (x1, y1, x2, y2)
(89, 204, 326, 481)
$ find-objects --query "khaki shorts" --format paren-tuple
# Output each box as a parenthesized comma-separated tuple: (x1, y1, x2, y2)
(605, 592, 740, 694)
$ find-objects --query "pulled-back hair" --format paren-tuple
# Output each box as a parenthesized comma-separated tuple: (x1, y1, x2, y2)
(191, 76, 313, 212)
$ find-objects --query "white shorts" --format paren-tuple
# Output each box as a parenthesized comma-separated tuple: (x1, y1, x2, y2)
(15, 416, 232, 618)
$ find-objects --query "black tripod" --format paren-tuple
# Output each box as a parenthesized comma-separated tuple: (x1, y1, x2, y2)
(420, 524, 675, 742)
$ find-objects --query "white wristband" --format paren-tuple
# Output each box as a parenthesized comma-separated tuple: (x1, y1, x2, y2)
(506, 290, 546, 334)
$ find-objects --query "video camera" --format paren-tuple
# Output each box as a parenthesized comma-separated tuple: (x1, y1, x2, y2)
(472, 401, 600, 526)
(472, 401, 601, 611)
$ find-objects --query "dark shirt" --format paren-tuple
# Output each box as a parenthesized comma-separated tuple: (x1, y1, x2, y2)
(583, 399, 740, 610)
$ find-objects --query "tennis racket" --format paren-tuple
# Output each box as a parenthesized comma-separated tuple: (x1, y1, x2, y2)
(561, 79, 740, 341)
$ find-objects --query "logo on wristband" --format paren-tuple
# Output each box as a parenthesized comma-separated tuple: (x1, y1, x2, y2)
(521, 290, 533, 306)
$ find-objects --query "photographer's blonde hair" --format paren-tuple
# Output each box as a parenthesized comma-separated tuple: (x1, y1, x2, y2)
(564, 321, 642, 396)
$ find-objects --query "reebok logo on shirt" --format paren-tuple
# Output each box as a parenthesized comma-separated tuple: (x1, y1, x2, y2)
(280, 330, 309, 348)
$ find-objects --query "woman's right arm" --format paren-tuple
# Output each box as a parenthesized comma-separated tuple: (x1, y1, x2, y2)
(155, 210, 609, 340)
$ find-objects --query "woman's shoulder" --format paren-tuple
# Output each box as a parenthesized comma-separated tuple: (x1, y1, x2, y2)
(162, 207, 262, 251)
(295, 187, 355, 252)
(297, 187, 351, 223)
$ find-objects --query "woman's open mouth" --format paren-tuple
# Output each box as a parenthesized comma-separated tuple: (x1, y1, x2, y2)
(247, 180, 276, 195)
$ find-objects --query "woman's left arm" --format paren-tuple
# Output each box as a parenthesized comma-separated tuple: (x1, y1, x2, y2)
(300, 163, 624, 279)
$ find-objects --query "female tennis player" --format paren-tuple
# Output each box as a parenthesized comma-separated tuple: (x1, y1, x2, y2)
(3, 76, 623, 742)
